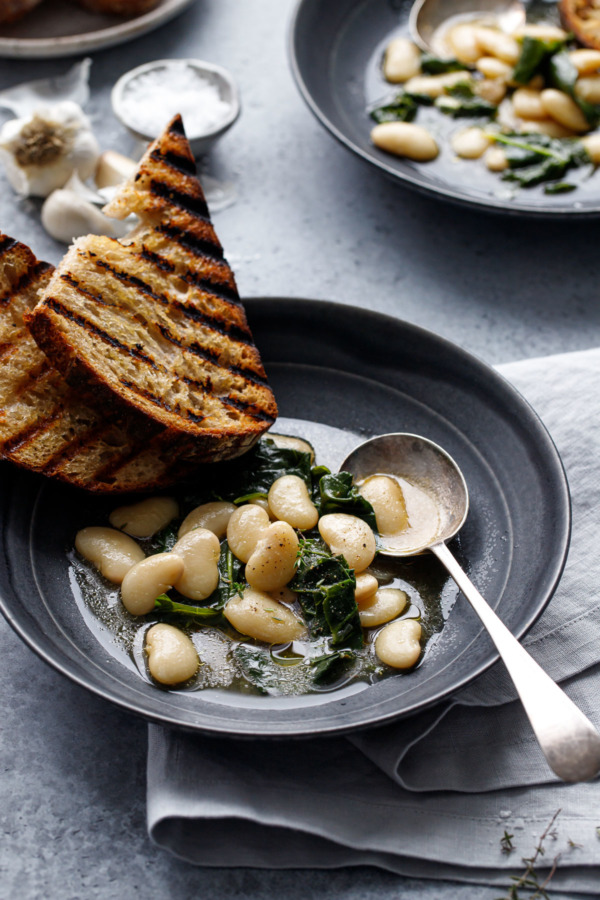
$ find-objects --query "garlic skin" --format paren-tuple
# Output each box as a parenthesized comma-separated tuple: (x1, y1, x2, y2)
(0, 100, 100, 198)
(41, 188, 133, 244)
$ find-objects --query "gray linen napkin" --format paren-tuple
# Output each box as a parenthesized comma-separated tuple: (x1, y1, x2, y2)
(147, 347, 600, 893)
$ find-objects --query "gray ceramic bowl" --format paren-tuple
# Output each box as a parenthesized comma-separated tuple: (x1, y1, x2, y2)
(111, 58, 241, 156)
(0, 299, 571, 739)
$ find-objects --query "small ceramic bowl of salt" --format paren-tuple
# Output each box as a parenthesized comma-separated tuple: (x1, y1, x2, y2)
(111, 59, 240, 156)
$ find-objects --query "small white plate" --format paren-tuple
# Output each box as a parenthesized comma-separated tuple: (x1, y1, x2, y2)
(0, 0, 196, 59)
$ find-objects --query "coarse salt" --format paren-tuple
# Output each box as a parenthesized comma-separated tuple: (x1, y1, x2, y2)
(120, 62, 232, 137)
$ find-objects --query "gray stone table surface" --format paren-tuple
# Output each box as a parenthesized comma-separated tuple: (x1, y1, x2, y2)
(0, 1, 596, 898)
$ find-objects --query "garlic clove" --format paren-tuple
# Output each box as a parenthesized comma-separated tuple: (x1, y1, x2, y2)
(95, 149, 137, 189)
(0, 100, 100, 198)
(41, 188, 133, 244)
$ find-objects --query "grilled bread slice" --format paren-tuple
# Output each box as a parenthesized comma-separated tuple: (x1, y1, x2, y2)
(0, 233, 201, 492)
(27, 115, 278, 464)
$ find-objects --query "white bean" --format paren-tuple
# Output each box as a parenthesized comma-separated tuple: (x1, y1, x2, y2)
(484, 145, 508, 171)
(473, 27, 520, 64)
(476, 56, 513, 80)
(540, 89, 590, 133)
(446, 23, 484, 64)
(451, 126, 492, 159)
(75, 526, 145, 583)
(267, 434, 315, 461)
(575, 75, 600, 106)
(268, 474, 318, 530)
(512, 23, 568, 42)
(245, 521, 299, 592)
(171, 528, 221, 601)
(121, 552, 184, 615)
(582, 132, 600, 164)
(145, 623, 199, 685)
(224, 587, 305, 643)
(518, 118, 575, 138)
(383, 37, 421, 83)
(318, 513, 376, 574)
(108, 496, 178, 538)
(178, 500, 236, 539)
(375, 619, 422, 669)
(358, 475, 408, 535)
(226, 504, 270, 563)
(404, 70, 473, 99)
(476, 78, 507, 105)
(359, 588, 408, 628)
(354, 572, 378, 605)
(569, 48, 600, 75)
(512, 88, 547, 120)
(371, 122, 439, 162)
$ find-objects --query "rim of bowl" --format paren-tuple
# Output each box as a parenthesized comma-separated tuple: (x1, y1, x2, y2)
(110, 57, 241, 144)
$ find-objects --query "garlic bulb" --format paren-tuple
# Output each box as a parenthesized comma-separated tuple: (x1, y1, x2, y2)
(0, 100, 100, 198)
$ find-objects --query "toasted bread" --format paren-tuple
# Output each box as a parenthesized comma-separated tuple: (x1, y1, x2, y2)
(560, 0, 600, 49)
(0, 233, 202, 492)
(27, 116, 278, 465)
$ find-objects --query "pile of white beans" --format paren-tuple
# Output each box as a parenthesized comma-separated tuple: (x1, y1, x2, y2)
(74, 437, 427, 690)
(371, 20, 600, 174)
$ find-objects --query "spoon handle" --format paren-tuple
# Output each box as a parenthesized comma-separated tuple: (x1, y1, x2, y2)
(431, 541, 600, 783)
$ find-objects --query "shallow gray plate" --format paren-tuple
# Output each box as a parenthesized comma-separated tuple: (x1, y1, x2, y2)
(289, 0, 600, 217)
(0, 298, 570, 737)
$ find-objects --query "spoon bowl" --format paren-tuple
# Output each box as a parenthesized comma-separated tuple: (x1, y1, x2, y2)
(409, 0, 526, 53)
(341, 432, 468, 553)
(341, 432, 600, 783)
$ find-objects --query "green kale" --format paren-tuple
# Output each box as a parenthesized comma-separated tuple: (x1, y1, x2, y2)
(420, 53, 470, 75)
(549, 51, 600, 127)
(207, 437, 314, 503)
(317, 471, 377, 530)
(512, 35, 566, 85)
(233, 645, 281, 695)
(491, 132, 590, 188)
(291, 538, 362, 649)
(436, 82, 497, 118)
(153, 594, 223, 622)
(370, 92, 418, 124)
(310, 649, 357, 684)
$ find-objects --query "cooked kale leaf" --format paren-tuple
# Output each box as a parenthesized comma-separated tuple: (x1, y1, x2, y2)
(291, 538, 362, 649)
(492, 132, 590, 188)
(370, 92, 418, 124)
(436, 83, 497, 118)
(420, 53, 470, 75)
(512, 35, 566, 85)
(549, 51, 600, 127)
(317, 471, 378, 530)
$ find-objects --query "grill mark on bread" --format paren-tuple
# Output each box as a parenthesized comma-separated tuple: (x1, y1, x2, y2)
(83, 247, 253, 348)
(0, 261, 52, 306)
(157, 223, 225, 263)
(150, 179, 210, 219)
(173, 301, 253, 344)
(60, 272, 114, 309)
(140, 241, 241, 308)
(93, 258, 169, 306)
(2, 408, 65, 453)
(140, 246, 175, 273)
(150, 147, 197, 176)
(155, 321, 267, 386)
(221, 395, 277, 423)
(44, 297, 161, 369)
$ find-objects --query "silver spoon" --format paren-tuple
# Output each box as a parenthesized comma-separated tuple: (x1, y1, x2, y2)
(341, 432, 600, 783)
(409, 0, 526, 53)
